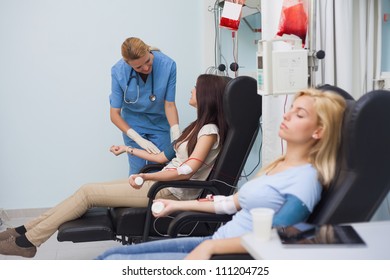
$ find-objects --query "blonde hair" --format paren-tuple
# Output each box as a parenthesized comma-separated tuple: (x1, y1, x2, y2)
(261, 88, 346, 188)
(121, 37, 159, 61)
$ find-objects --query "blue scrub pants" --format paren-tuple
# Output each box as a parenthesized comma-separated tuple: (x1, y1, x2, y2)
(123, 130, 171, 175)
(96, 236, 211, 260)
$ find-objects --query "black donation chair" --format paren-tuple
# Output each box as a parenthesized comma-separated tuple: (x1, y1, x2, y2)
(57, 75, 262, 244)
(211, 88, 390, 259)
(307, 89, 390, 224)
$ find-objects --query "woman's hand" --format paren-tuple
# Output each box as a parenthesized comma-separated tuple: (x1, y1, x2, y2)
(128, 174, 145, 189)
(152, 199, 181, 218)
(110, 145, 127, 156)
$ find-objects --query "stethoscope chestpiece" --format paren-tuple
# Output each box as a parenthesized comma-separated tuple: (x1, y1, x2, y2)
(149, 94, 156, 102)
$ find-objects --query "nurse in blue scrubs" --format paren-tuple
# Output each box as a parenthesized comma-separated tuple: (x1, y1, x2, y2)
(109, 37, 180, 175)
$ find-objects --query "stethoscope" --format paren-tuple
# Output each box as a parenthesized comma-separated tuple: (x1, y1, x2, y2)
(123, 68, 156, 104)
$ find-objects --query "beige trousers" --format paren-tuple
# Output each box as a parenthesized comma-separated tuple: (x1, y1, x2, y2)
(25, 178, 177, 247)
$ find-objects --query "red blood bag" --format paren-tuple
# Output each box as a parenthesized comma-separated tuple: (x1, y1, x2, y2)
(276, 0, 308, 45)
(220, 1, 243, 31)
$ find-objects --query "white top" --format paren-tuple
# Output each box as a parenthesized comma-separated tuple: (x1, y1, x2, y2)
(166, 124, 220, 200)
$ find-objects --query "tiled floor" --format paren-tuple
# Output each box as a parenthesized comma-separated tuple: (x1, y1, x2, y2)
(0, 217, 120, 260)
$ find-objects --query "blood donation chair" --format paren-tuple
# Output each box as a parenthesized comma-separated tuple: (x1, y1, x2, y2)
(210, 88, 390, 259)
(57, 75, 262, 244)
(307, 89, 390, 224)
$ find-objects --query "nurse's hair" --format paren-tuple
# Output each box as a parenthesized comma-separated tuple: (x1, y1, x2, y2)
(260, 88, 346, 188)
(121, 37, 160, 61)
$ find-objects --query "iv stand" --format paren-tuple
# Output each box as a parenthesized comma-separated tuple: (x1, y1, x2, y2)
(307, 0, 325, 87)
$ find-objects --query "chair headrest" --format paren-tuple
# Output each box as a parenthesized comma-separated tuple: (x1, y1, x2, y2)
(342, 90, 390, 171)
(317, 84, 355, 101)
(223, 76, 262, 128)
(209, 76, 262, 188)
(308, 89, 390, 224)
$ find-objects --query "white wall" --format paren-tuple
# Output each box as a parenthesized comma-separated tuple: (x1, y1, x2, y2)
(0, 0, 214, 209)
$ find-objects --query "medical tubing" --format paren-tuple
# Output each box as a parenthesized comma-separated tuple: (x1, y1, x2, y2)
(152, 215, 200, 237)
(242, 120, 263, 178)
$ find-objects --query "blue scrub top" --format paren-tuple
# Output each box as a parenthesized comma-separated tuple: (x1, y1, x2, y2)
(109, 51, 177, 134)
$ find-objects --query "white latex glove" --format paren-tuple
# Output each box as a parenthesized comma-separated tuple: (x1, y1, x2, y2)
(170, 124, 181, 141)
(126, 128, 160, 154)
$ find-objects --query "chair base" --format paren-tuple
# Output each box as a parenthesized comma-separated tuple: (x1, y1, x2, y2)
(57, 207, 224, 244)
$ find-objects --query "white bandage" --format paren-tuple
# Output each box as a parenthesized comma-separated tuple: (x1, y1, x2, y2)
(177, 163, 193, 175)
(214, 195, 237, 215)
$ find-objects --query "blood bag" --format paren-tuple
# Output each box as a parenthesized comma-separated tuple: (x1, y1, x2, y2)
(276, 0, 308, 45)
(219, 0, 243, 31)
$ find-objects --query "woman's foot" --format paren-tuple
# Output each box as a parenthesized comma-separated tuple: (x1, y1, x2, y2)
(0, 228, 20, 241)
(0, 236, 37, 258)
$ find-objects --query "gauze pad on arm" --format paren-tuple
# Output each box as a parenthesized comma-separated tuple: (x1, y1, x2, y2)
(214, 195, 237, 214)
(177, 164, 193, 175)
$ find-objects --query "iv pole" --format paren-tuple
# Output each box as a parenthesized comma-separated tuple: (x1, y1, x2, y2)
(307, 0, 325, 88)
(206, 2, 228, 75)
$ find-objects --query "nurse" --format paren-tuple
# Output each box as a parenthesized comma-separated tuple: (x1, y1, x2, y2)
(110, 37, 180, 175)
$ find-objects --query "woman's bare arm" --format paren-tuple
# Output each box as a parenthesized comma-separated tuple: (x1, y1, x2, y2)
(110, 145, 168, 163)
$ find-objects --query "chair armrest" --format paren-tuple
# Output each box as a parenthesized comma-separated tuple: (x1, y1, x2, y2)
(167, 211, 233, 237)
(147, 180, 221, 199)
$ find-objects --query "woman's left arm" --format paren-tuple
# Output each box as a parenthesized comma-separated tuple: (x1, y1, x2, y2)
(185, 237, 247, 260)
(139, 134, 217, 183)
